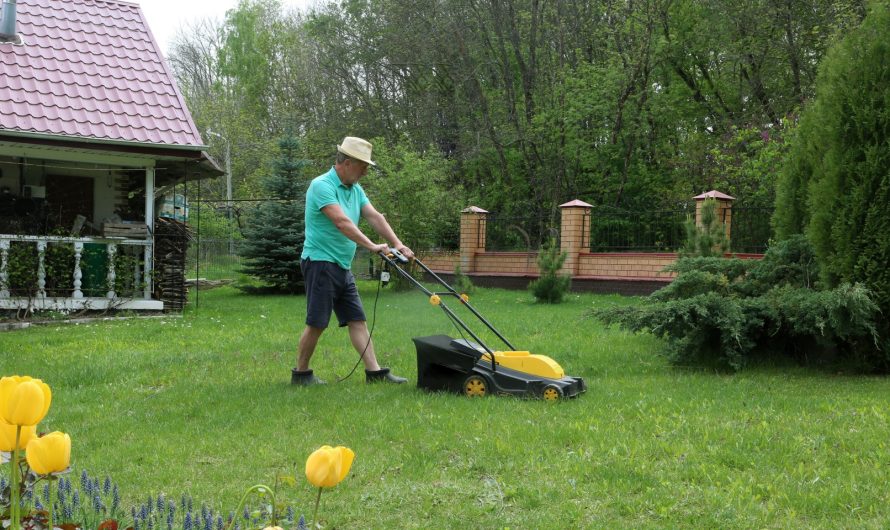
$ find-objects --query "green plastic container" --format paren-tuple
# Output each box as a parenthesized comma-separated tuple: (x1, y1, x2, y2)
(81, 243, 108, 296)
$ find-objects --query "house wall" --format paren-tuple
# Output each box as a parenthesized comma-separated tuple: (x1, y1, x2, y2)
(0, 155, 136, 229)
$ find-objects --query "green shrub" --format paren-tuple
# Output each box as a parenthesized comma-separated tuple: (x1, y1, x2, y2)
(592, 237, 882, 370)
(529, 238, 570, 304)
(452, 263, 475, 295)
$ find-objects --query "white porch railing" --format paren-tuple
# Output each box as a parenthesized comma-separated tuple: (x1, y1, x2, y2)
(0, 235, 162, 311)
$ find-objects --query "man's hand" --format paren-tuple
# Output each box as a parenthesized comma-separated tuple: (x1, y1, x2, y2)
(396, 245, 415, 260)
(370, 243, 389, 255)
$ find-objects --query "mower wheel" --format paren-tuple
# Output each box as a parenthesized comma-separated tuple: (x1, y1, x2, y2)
(463, 375, 488, 397)
(542, 384, 563, 401)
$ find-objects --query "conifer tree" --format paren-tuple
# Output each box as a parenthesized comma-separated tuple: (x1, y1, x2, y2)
(529, 238, 570, 303)
(239, 133, 308, 293)
(773, 2, 890, 358)
(681, 199, 729, 258)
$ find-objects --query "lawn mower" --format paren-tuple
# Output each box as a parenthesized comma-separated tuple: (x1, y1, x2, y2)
(379, 249, 586, 400)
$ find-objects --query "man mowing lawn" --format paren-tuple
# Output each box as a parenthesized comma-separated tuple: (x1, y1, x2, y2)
(292, 136, 414, 386)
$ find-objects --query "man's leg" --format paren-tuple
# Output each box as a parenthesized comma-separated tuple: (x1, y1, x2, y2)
(293, 259, 331, 385)
(297, 325, 325, 371)
(293, 325, 327, 385)
(347, 320, 407, 383)
(346, 320, 381, 371)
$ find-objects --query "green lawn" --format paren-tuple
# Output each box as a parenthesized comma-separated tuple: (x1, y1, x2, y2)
(3, 284, 889, 528)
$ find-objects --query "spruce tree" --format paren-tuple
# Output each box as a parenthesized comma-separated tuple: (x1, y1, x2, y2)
(239, 133, 308, 293)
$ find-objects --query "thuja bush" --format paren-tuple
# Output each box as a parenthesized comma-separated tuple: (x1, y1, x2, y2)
(592, 236, 882, 370)
(529, 238, 570, 304)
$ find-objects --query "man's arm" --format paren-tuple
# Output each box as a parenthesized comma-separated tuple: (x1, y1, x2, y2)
(321, 204, 389, 254)
(361, 203, 415, 259)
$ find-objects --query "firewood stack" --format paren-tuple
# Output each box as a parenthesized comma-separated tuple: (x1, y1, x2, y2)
(154, 217, 192, 312)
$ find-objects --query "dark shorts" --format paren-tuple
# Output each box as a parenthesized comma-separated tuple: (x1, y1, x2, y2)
(301, 258, 366, 328)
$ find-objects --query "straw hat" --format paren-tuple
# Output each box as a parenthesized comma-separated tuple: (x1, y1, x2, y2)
(337, 136, 377, 166)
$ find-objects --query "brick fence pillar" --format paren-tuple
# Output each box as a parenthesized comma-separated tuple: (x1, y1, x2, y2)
(559, 200, 593, 276)
(693, 190, 735, 242)
(460, 206, 488, 273)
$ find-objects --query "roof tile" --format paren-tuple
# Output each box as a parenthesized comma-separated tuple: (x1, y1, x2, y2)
(0, 0, 204, 147)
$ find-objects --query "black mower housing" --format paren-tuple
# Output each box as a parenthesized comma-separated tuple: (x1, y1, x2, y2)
(413, 335, 586, 399)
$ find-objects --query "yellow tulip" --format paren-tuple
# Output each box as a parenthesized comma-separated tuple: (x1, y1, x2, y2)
(0, 419, 36, 452)
(305, 445, 354, 488)
(25, 431, 71, 475)
(0, 376, 52, 426)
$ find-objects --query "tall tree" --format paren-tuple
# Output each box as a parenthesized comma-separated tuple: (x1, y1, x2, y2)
(774, 1, 890, 359)
(238, 133, 309, 293)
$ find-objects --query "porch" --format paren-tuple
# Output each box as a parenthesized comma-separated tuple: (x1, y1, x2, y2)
(0, 146, 166, 312)
(0, 235, 160, 311)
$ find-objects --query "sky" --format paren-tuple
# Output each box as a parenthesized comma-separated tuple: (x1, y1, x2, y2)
(136, 0, 315, 55)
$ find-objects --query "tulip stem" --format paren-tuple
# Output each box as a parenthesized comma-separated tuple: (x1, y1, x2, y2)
(221, 484, 275, 530)
(10, 426, 21, 530)
(48, 479, 54, 530)
(312, 487, 322, 528)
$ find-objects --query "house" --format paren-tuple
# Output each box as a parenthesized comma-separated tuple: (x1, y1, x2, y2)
(0, 0, 222, 311)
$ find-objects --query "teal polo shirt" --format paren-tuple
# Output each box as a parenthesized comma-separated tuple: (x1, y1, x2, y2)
(301, 166, 370, 269)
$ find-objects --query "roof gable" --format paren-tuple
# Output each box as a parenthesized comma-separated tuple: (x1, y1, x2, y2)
(0, 0, 205, 149)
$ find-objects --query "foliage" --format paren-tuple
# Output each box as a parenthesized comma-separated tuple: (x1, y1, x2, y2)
(357, 138, 463, 252)
(593, 236, 882, 370)
(3, 240, 141, 300)
(238, 133, 308, 294)
(680, 199, 728, 258)
(191, 205, 241, 242)
(773, 2, 890, 356)
(169, 0, 865, 220)
(6, 241, 37, 296)
(528, 238, 570, 304)
(703, 123, 794, 206)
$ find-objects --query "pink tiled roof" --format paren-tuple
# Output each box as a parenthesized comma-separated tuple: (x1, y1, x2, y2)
(693, 190, 735, 200)
(0, 0, 205, 148)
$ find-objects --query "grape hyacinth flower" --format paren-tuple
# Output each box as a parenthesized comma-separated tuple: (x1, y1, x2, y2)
(112, 484, 120, 514)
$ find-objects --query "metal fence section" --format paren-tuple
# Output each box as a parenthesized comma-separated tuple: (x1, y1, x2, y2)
(485, 214, 559, 251)
(729, 205, 774, 253)
(187, 199, 254, 283)
(187, 199, 460, 286)
(589, 206, 689, 252)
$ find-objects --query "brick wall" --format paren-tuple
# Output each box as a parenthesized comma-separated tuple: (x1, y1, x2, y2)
(418, 250, 460, 272)
(474, 252, 540, 275)
(416, 194, 763, 294)
(576, 252, 677, 281)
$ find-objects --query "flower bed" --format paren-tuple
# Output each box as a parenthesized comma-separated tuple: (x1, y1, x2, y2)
(1, 375, 354, 530)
